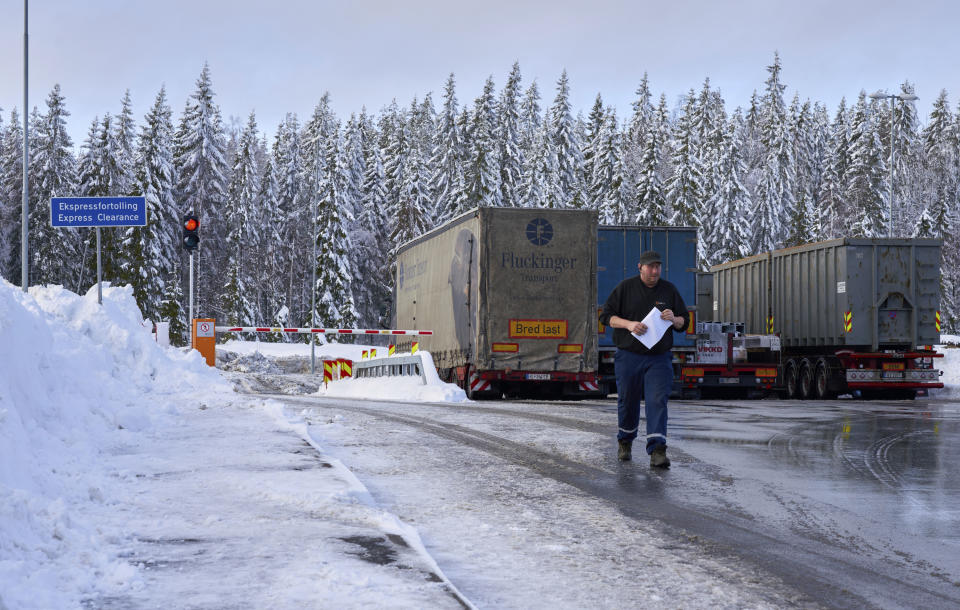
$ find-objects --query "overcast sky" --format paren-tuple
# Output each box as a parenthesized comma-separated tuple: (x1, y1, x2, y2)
(1, 0, 958, 145)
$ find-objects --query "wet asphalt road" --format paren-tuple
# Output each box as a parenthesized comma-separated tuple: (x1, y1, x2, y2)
(270, 384, 960, 608)
(627, 396, 960, 608)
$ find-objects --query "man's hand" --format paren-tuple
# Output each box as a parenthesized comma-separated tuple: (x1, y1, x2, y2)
(609, 315, 647, 335)
(661, 309, 685, 330)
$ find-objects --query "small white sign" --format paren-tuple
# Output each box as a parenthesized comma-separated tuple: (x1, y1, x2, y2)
(696, 339, 728, 364)
(713, 299, 718, 311)
(837, 281, 846, 294)
(196, 321, 214, 338)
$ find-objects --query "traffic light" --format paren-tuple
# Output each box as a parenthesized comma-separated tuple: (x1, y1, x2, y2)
(182, 214, 200, 251)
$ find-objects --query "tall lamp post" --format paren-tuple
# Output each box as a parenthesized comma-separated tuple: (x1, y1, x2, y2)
(868, 90, 919, 236)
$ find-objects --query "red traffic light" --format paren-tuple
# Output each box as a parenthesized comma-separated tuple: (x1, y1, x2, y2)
(182, 214, 200, 251)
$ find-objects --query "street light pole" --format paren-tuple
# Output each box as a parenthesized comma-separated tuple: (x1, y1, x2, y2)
(21, 0, 29, 292)
(310, 137, 319, 375)
(869, 90, 919, 237)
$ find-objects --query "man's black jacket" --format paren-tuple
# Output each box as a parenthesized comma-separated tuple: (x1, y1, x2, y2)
(599, 276, 689, 355)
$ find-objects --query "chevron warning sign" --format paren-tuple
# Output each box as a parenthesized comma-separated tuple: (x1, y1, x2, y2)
(936, 310, 942, 333)
(844, 311, 853, 333)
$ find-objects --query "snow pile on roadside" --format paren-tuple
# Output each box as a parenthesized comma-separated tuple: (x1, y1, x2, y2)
(935, 336, 960, 398)
(221, 339, 469, 403)
(0, 280, 229, 609)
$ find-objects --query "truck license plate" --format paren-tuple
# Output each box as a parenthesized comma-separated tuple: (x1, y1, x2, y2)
(526, 373, 551, 380)
(882, 371, 903, 379)
(719, 377, 739, 384)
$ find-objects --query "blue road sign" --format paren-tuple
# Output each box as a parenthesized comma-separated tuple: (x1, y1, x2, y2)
(50, 196, 147, 228)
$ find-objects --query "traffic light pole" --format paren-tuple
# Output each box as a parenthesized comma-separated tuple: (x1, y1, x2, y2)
(189, 251, 194, 345)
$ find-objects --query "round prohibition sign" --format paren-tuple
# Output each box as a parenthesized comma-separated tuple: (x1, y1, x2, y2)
(199, 322, 211, 334)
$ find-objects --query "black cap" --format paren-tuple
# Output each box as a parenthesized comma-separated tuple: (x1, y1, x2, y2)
(638, 250, 663, 266)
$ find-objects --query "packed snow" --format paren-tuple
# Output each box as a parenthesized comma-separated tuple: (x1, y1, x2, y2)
(0, 280, 469, 609)
(1, 277, 958, 609)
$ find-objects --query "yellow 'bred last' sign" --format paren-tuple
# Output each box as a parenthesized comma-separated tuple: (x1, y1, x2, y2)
(509, 319, 568, 339)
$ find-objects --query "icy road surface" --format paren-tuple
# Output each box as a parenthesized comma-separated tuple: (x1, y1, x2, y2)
(267, 389, 960, 609)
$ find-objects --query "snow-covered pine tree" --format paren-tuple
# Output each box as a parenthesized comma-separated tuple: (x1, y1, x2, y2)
(627, 73, 655, 147)
(270, 112, 305, 328)
(343, 113, 383, 328)
(549, 70, 585, 208)
(519, 111, 561, 209)
(918, 90, 960, 331)
(817, 98, 850, 239)
(429, 74, 465, 224)
(298, 95, 341, 329)
(845, 92, 888, 238)
(380, 99, 408, 211)
(592, 108, 624, 224)
(785, 94, 814, 246)
(74, 115, 106, 295)
(76, 113, 129, 287)
(917, 90, 955, 238)
(694, 80, 729, 252)
(0, 108, 24, 283)
(664, 90, 705, 227)
(702, 112, 752, 266)
(390, 122, 432, 247)
(634, 95, 670, 225)
(254, 151, 285, 339)
(620, 74, 655, 217)
(0, 108, 8, 282)
(518, 80, 542, 180)
(751, 53, 795, 253)
(498, 62, 524, 208)
(804, 103, 830, 241)
(29, 85, 77, 286)
(583, 93, 606, 210)
(127, 86, 180, 334)
(174, 64, 229, 319)
(115, 89, 137, 196)
(462, 77, 502, 210)
(220, 111, 261, 327)
(356, 109, 392, 327)
(889, 82, 922, 235)
(314, 129, 358, 331)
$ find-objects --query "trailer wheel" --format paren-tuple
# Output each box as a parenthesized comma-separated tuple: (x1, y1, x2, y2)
(814, 359, 837, 400)
(784, 359, 799, 399)
(798, 358, 815, 400)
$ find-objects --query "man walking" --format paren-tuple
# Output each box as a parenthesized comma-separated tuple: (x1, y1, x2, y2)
(599, 251, 689, 467)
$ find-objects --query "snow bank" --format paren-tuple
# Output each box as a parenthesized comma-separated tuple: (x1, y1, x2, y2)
(935, 339, 960, 398)
(0, 280, 229, 609)
(220, 340, 469, 403)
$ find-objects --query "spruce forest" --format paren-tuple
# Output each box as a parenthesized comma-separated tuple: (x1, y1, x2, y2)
(0, 54, 958, 342)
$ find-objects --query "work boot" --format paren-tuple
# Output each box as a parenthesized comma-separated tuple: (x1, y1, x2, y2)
(650, 445, 671, 468)
(617, 439, 632, 461)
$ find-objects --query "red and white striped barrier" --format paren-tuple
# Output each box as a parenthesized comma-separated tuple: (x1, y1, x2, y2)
(215, 326, 433, 336)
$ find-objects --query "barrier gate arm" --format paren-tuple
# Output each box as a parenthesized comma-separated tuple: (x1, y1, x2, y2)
(214, 326, 433, 335)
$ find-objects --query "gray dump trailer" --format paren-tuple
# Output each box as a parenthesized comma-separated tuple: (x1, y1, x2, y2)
(684, 238, 944, 399)
(393, 207, 599, 399)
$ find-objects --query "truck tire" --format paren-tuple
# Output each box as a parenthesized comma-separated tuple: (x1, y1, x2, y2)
(798, 358, 814, 400)
(784, 359, 799, 399)
(814, 359, 837, 400)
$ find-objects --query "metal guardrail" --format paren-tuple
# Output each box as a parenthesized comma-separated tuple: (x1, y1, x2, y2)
(351, 354, 428, 385)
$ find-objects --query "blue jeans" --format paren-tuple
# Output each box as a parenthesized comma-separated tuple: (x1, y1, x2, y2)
(615, 350, 672, 454)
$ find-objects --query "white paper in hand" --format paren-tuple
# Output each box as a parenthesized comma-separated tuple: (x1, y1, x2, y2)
(630, 307, 673, 349)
